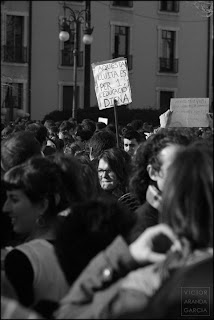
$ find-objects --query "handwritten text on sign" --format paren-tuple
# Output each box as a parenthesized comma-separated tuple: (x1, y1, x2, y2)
(169, 98, 209, 127)
(92, 57, 132, 110)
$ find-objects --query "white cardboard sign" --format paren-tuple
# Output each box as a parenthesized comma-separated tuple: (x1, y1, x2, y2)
(92, 57, 132, 110)
(169, 98, 209, 127)
(98, 117, 108, 125)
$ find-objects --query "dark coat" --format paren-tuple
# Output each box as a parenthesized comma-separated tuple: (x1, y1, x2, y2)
(55, 236, 212, 319)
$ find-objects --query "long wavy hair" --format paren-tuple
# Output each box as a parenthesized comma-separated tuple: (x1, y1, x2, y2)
(160, 141, 213, 249)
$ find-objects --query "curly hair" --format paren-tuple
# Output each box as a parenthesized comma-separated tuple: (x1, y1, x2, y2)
(129, 129, 192, 204)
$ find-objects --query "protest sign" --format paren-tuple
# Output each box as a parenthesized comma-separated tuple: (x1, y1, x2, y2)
(92, 57, 132, 110)
(169, 98, 209, 127)
(98, 117, 108, 125)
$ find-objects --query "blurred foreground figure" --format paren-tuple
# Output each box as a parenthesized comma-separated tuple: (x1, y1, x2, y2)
(55, 140, 213, 319)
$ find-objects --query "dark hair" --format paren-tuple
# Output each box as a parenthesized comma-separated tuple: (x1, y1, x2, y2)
(160, 142, 213, 249)
(98, 147, 131, 193)
(78, 157, 102, 199)
(42, 145, 56, 156)
(130, 119, 144, 131)
(47, 153, 86, 205)
(47, 125, 58, 136)
(1, 131, 41, 172)
(55, 198, 137, 284)
(3, 156, 71, 221)
(75, 125, 93, 142)
(106, 123, 116, 134)
(89, 130, 116, 160)
(63, 141, 81, 156)
(96, 122, 107, 131)
(123, 129, 141, 143)
(81, 119, 96, 133)
(58, 120, 72, 132)
(25, 123, 48, 145)
(130, 129, 192, 204)
(44, 120, 55, 129)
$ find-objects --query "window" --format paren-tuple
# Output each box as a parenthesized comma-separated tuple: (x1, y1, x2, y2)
(3, 15, 27, 63)
(112, 1, 133, 8)
(160, 90, 174, 112)
(4, 83, 23, 109)
(160, 1, 179, 13)
(63, 85, 80, 116)
(61, 23, 83, 67)
(159, 30, 178, 73)
(113, 25, 132, 70)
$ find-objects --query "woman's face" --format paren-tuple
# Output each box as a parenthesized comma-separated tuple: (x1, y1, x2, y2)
(3, 189, 42, 235)
(98, 158, 118, 192)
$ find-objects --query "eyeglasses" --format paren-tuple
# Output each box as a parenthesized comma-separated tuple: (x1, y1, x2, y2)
(98, 169, 114, 176)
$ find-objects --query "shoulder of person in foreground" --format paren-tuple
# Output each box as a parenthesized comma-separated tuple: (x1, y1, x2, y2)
(54, 235, 138, 319)
(55, 224, 181, 319)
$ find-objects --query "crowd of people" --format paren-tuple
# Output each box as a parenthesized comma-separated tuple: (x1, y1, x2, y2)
(1, 110, 213, 319)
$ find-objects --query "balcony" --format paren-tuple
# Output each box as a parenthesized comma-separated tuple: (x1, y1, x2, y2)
(3, 45, 28, 63)
(112, 53, 133, 70)
(159, 58, 178, 73)
(61, 50, 83, 67)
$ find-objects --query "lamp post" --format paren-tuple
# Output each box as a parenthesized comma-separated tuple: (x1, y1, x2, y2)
(59, 1, 93, 119)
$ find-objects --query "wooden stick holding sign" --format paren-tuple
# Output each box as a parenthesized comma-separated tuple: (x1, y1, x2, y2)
(92, 57, 132, 149)
(113, 99, 120, 148)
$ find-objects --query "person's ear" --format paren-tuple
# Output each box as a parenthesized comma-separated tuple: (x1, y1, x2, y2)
(147, 164, 159, 182)
(37, 198, 49, 215)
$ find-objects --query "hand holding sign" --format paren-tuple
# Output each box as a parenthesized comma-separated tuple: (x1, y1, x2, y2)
(159, 109, 173, 128)
(206, 113, 213, 129)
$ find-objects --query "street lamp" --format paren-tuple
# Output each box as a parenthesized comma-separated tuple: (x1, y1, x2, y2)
(59, 1, 93, 119)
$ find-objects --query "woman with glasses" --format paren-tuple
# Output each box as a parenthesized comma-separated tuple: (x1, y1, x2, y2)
(97, 147, 131, 200)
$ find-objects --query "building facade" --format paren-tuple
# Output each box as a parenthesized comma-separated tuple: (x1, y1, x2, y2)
(1, 1, 213, 121)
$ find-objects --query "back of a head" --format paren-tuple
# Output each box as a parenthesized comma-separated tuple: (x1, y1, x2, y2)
(75, 125, 93, 142)
(161, 142, 213, 249)
(89, 130, 117, 160)
(44, 119, 55, 129)
(1, 126, 13, 138)
(130, 119, 144, 131)
(59, 120, 73, 133)
(1, 131, 41, 173)
(25, 123, 48, 146)
(81, 119, 96, 133)
(79, 159, 102, 199)
(96, 122, 107, 131)
(49, 153, 86, 204)
(55, 198, 137, 285)
(106, 123, 116, 134)
(63, 141, 81, 156)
